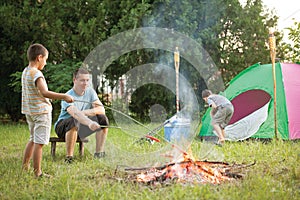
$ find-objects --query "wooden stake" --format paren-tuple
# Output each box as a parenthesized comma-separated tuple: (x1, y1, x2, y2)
(174, 47, 180, 113)
(269, 28, 278, 139)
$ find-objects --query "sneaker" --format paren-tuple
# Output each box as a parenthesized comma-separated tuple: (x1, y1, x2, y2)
(94, 152, 106, 159)
(214, 142, 223, 147)
(36, 173, 52, 179)
(65, 156, 74, 164)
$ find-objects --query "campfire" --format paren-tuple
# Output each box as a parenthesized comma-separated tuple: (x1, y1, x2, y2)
(125, 152, 255, 185)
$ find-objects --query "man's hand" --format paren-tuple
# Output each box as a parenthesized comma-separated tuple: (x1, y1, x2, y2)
(88, 121, 101, 131)
(64, 94, 74, 103)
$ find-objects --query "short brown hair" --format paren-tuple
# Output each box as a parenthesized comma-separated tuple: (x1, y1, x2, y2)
(27, 43, 48, 61)
(202, 89, 212, 98)
(73, 68, 90, 79)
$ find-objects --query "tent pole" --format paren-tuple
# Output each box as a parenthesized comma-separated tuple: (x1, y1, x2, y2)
(269, 28, 278, 139)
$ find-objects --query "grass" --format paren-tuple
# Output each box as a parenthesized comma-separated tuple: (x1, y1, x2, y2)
(0, 122, 299, 200)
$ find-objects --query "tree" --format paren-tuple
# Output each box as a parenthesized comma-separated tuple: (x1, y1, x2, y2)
(3, 0, 280, 121)
(3, 0, 125, 120)
(126, 0, 279, 118)
(278, 21, 300, 63)
(0, 1, 31, 121)
(213, 0, 279, 82)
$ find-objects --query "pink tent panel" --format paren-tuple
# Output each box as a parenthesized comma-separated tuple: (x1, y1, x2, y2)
(281, 63, 300, 140)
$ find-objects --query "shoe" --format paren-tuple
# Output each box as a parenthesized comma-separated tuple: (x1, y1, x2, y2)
(36, 173, 52, 179)
(65, 156, 74, 164)
(214, 142, 223, 147)
(94, 152, 106, 159)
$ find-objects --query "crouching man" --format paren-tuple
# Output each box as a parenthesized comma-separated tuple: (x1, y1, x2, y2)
(54, 68, 109, 163)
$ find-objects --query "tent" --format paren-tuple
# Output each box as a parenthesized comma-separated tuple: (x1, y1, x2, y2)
(199, 62, 300, 140)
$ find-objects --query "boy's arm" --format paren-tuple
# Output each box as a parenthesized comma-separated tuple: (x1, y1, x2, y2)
(36, 77, 74, 103)
(206, 97, 217, 109)
(210, 107, 217, 116)
(209, 102, 217, 109)
(208, 99, 217, 116)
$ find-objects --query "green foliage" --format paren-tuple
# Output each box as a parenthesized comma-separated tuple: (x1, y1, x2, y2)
(0, 0, 114, 120)
(216, 0, 277, 82)
(9, 71, 22, 93)
(129, 84, 175, 122)
(0, 1, 29, 120)
(45, 60, 82, 118)
(278, 21, 300, 62)
(44, 60, 82, 93)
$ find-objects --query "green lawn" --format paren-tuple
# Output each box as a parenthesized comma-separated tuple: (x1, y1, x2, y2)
(0, 122, 299, 200)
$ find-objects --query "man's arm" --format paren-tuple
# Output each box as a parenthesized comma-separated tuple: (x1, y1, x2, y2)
(81, 99, 105, 116)
(66, 105, 100, 131)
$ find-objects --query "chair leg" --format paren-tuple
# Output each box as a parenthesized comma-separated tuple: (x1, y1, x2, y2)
(51, 142, 56, 158)
(79, 142, 84, 156)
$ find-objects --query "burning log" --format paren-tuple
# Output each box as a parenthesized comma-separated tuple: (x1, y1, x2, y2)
(125, 159, 255, 185)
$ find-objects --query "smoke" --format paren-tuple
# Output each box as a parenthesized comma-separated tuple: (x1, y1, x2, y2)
(82, 27, 225, 168)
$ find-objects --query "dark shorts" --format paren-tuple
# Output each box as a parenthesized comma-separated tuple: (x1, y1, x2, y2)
(55, 114, 109, 138)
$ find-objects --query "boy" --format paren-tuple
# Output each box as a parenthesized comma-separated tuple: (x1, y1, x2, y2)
(21, 43, 74, 177)
(202, 89, 234, 145)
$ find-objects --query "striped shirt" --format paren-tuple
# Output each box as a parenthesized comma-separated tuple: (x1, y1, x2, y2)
(21, 66, 52, 115)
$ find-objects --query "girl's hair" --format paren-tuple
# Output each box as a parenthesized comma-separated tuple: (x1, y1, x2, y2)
(73, 68, 89, 79)
(202, 89, 212, 98)
(27, 43, 48, 61)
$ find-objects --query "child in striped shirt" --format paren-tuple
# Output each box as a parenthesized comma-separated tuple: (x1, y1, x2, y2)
(21, 43, 74, 178)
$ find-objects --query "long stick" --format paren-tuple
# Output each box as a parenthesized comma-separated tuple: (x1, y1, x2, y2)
(73, 99, 188, 154)
(268, 28, 278, 139)
(74, 99, 151, 131)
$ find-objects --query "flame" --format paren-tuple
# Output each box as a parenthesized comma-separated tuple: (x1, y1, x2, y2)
(184, 146, 195, 161)
(135, 148, 236, 185)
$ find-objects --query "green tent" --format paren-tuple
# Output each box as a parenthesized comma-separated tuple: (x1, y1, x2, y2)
(199, 62, 300, 140)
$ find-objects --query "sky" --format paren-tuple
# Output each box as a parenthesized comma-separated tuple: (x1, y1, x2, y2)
(262, 0, 300, 30)
(240, 0, 300, 43)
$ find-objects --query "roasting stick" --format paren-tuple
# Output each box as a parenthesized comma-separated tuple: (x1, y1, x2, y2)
(133, 120, 170, 144)
(73, 99, 160, 141)
(75, 99, 160, 131)
(73, 99, 188, 154)
(73, 99, 152, 130)
(73, 100, 163, 139)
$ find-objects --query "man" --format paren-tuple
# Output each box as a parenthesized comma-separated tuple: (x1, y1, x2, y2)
(54, 68, 109, 163)
(202, 89, 234, 146)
